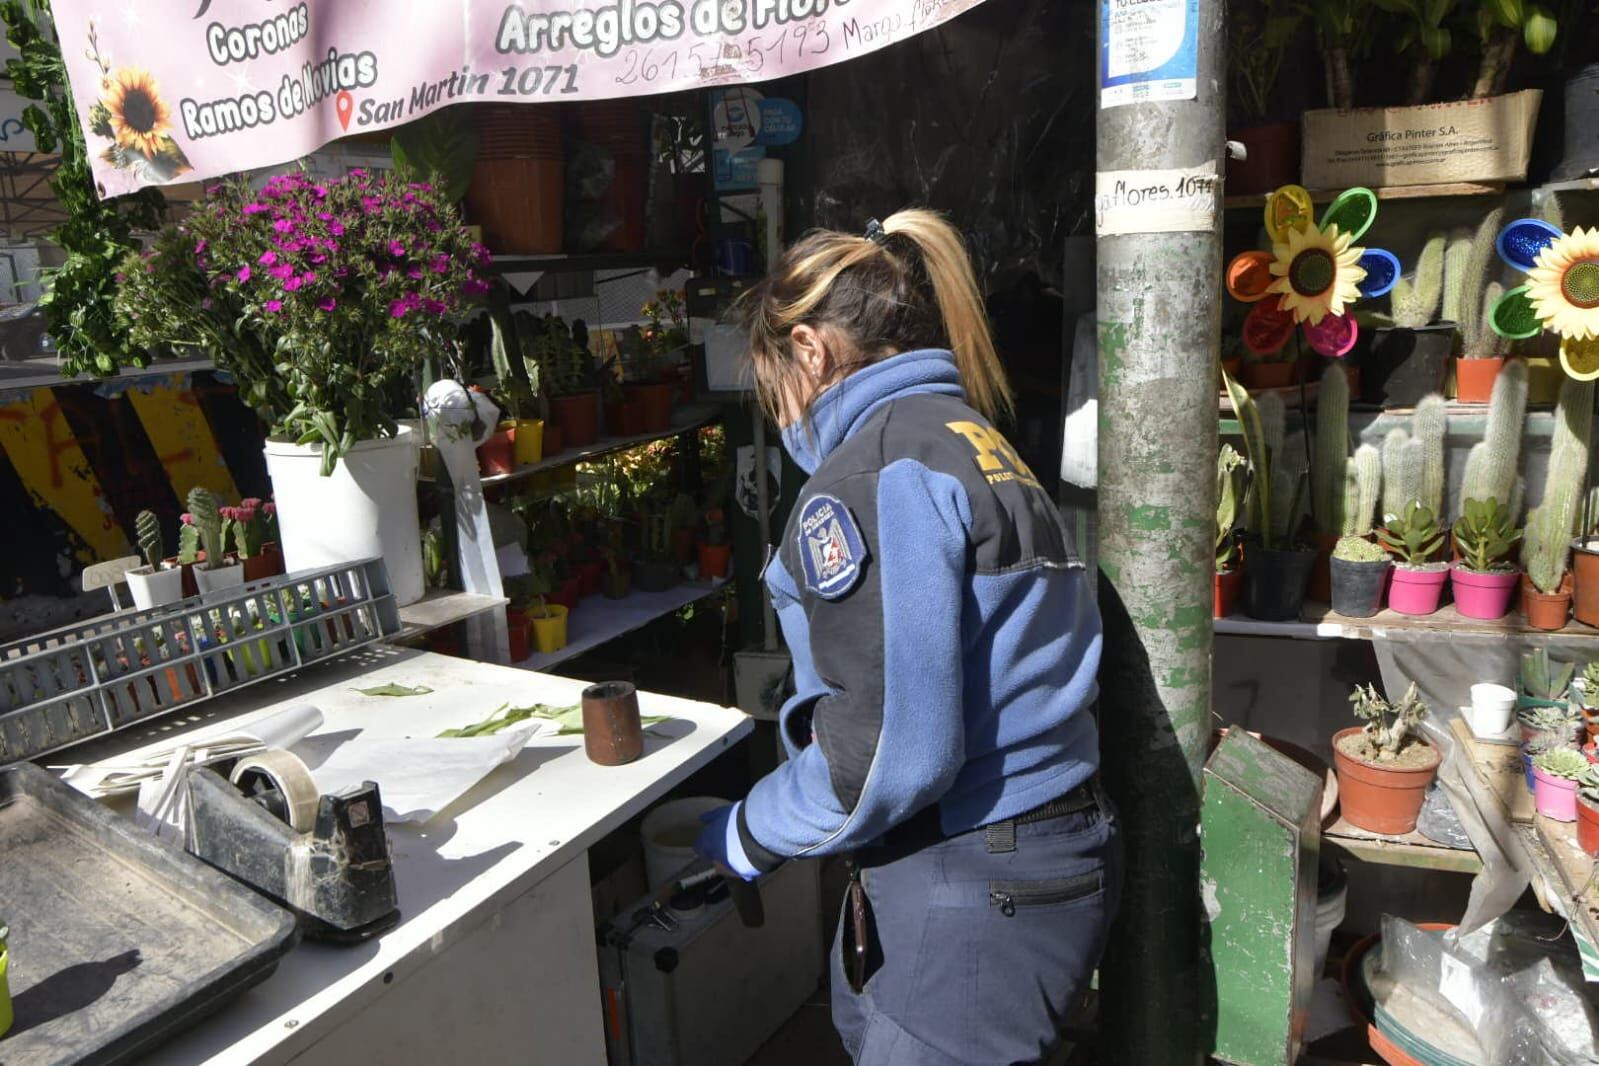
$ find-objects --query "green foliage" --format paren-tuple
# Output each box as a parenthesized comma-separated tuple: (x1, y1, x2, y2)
(2, 0, 167, 378)
(177, 521, 200, 565)
(186, 486, 224, 570)
(117, 173, 490, 474)
(1378, 500, 1445, 565)
(389, 105, 480, 204)
(1534, 746, 1589, 779)
(135, 509, 162, 569)
(1229, 0, 1306, 122)
(1334, 535, 1388, 562)
(1345, 444, 1382, 537)
(535, 315, 592, 396)
(1461, 359, 1527, 508)
(1520, 648, 1574, 701)
(1460, 208, 1510, 359)
(1216, 444, 1250, 572)
(1223, 367, 1306, 549)
(488, 302, 540, 419)
(1390, 234, 1447, 328)
(1442, 232, 1474, 326)
(1349, 682, 1429, 761)
(1454, 496, 1522, 572)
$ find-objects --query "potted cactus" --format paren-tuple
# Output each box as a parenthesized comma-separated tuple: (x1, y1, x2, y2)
(1222, 370, 1315, 621)
(1329, 536, 1389, 618)
(1533, 747, 1589, 822)
(1449, 497, 1522, 619)
(1310, 365, 1381, 602)
(1452, 211, 1512, 403)
(1215, 444, 1249, 618)
(126, 509, 184, 610)
(1458, 360, 1528, 527)
(1523, 378, 1593, 629)
(228, 498, 284, 581)
(187, 487, 244, 595)
(1573, 661, 1599, 740)
(697, 508, 732, 580)
(539, 316, 600, 448)
(1517, 703, 1582, 746)
(634, 509, 680, 592)
(626, 290, 688, 432)
(1362, 234, 1453, 408)
(1378, 501, 1448, 615)
(1333, 682, 1439, 835)
(1578, 767, 1599, 856)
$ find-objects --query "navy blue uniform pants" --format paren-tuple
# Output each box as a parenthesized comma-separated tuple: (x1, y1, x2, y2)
(831, 790, 1122, 1065)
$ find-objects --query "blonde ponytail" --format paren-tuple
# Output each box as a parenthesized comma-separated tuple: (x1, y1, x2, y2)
(880, 209, 1013, 422)
(740, 207, 1012, 426)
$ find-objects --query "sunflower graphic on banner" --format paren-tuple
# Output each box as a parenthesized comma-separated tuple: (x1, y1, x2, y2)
(1225, 185, 1400, 360)
(80, 20, 191, 183)
(1488, 218, 1599, 381)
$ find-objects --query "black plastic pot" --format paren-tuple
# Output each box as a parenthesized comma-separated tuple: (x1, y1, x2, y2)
(1555, 63, 1599, 181)
(1243, 546, 1316, 621)
(1329, 556, 1390, 618)
(1359, 324, 1454, 408)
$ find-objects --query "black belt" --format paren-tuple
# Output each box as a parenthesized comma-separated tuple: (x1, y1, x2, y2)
(865, 777, 1102, 861)
(982, 779, 1101, 854)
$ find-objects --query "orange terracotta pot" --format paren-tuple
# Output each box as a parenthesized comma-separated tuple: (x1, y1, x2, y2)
(628, 382, 675, 433)
(1579, 795, 1599, 857)
(1331, 727, 1439, 835)
(698, 541, 732, 579)
(1521, 572, 1573, 631)
(1241, 359, 1297, 390)
(1454, 357, 1504, 404)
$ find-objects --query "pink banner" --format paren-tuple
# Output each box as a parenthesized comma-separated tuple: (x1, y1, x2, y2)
(49, 0, 988, 198)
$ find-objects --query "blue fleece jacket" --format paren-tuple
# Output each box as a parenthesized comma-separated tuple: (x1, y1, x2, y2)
(724, 350, 1102, 872)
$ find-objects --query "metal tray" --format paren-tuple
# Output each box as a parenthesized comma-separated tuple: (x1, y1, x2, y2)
(0, 763, 298, 1065)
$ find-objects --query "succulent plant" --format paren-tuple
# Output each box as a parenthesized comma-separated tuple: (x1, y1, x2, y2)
(1349, 682, 1429, 762)
(1390, 234, 1447, 329)
(1216, 444, 1249, 572)
(1460, 360, 1527, 510)
(1518, 704, 1580, 735)
(1453, 497, 1521, 573)
(135, 509, 163, 569)
(1379, 501, 1444, 567)
(1522, 377, 1595, 594)
(1580, 765, 1599, 804)
(1534, 747, 1590, 780)
(1333, 535, 1387, 563)
(186, 487, 225, 571)
(177, 514, 201, 565)
(1521, 649, 1575, 702)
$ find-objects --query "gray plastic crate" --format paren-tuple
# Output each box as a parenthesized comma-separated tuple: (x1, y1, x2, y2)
(0, 558, 400, 765)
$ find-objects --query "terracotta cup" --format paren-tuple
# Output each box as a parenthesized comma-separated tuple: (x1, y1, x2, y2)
(581, 681, 645, 766)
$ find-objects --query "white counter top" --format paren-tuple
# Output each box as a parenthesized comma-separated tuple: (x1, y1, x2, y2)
(67, 645, 752, 1064)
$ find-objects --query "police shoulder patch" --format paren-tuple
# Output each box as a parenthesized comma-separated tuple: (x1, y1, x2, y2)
(796, 493, 868, 600)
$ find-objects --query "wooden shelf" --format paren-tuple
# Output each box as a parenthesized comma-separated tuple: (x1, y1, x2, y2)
(1223, 182, 1505, 210)
(419, 402, 721, 489)
(1324, 816, 1483, 874)
(514, 579, 728, 672)
(1216, 602, 1599, 645)
(0, 354, 215, 394)
(393, 589, 507, 643)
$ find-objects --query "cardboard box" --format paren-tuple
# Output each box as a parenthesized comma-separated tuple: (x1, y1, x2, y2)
(1301, 90, 1541, 189)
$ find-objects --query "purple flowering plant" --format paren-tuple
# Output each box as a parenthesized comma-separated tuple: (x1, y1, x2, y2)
(116, 169, 491, 473)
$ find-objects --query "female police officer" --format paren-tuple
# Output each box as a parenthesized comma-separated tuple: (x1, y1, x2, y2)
(694, 209, 1120, 1066)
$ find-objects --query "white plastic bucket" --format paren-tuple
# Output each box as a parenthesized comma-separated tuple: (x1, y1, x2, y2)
(264, 425, 423, 606)
(1468, 683, 1517, 737)
(641, 796, 726, 891)
(1313, 880, 1348, 976)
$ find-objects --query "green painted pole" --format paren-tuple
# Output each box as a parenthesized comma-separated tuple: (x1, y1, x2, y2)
(1093, 0, 1225, 1061)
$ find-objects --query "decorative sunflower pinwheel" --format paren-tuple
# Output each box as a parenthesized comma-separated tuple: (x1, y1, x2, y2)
(1487, 219, 1599, 381)
(1226, 186, 1400, 361)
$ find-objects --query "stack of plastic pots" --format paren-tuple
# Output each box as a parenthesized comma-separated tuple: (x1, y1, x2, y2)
(465, 104, 564, 254)
(574, 101, 646, 253)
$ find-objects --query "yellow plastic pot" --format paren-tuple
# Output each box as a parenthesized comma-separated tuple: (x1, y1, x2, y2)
(513, 419, 545, 465)
(529, 604, 569, 653)
(1, 939, 12, 1039)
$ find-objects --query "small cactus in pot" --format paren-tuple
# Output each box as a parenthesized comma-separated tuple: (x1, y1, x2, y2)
(1333, 683, 1438, 835)
(136, 510, 163, 571)
(126, 509, 184, 610)
(1450, 496, 1523, 620)
(186, 486, 244, 593)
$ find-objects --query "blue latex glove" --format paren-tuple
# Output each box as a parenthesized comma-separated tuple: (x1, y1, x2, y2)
(693, 802, 761, 881)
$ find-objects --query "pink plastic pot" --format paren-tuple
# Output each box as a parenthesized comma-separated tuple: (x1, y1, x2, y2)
(1533, 765, 1580, 822)
(1450, 564, 1519, 620)
(1388, 565, 1447, 616)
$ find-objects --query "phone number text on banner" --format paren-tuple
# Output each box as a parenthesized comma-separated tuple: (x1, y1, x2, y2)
(52, 0, 990, 197)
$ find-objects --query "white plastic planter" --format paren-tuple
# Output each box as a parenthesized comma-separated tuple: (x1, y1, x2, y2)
(193, 562, 244, 596)
(264, 426, 423, 606)
(126, 565, 183, 610)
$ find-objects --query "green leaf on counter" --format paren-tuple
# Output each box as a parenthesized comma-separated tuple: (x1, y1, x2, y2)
(356, 682, 435, 697)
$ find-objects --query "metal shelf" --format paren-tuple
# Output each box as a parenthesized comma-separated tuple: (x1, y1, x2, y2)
(1216, 602, 1599, 646)
(419, 402, 722, 489)
(514, 580, 727, 672)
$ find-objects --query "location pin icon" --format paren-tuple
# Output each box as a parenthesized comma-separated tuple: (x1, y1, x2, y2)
(335, 91, 354, 131)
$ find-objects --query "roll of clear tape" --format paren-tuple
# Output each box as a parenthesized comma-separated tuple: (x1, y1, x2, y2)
(230, 748, 320, 833)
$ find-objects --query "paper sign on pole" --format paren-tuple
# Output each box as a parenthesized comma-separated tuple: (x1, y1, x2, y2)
(1093, 162, 1219, 236)
(46, 0, 993, 198)
(1099, 0, 1199, 109)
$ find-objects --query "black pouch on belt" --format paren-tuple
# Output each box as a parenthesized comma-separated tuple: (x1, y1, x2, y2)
(842, 864, 870, 993)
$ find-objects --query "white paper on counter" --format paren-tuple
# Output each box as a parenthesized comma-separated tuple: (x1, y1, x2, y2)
(60, 704, 325, 797)
(288, 721, 551, 824)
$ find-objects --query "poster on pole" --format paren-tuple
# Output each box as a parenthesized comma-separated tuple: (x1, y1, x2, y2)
(1098, 0, 1199, 109)
(46, 0, 993, 198)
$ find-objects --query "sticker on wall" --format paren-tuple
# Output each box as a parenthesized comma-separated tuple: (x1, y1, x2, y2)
(736, 445, 783, 522)
(1099, 0, 1200, 109)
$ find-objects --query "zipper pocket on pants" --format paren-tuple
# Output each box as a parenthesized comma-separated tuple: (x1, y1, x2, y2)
(988, 872, 1101, 917)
